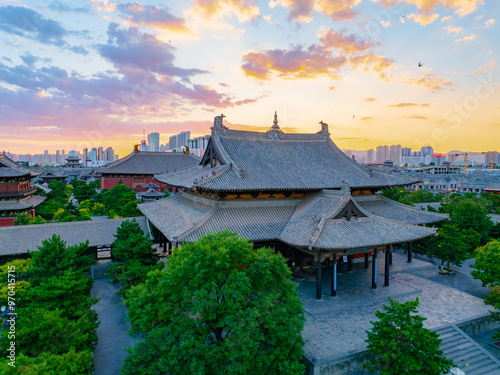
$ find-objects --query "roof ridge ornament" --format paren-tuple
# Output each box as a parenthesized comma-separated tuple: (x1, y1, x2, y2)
(267, 111, 283, 139)
(317, 121, 330, 139)
(211, 114, 228, 132)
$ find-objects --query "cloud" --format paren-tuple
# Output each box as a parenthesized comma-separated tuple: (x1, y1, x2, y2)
(388, 103, 430, 107)
(361, 117, 373, 121)
(116, 2, 192, 34)
(441, 15, 452, 22)
(485, 19, 495, 27)
(318, 28, 372, 53)
(477, 60, 496, 72)
(0, 5, 67, 46)
(348, 53, 394, 80)
(404, 73, 453, 91)
(374, 0, 484, 26)
(408, 115, 428, 120)
(241, 45, 347, 79)
(407, 12, 439, 26)
(97, 23, 205, 79)
(91, 0, 116, 13)
(48, 1, 91, 13)
(189, 0, 259, 22)
(445, 26, 462, 33)
(362, 97, 376, 102)
(455, 34, 477, 42)
(270, 0, 361, 21)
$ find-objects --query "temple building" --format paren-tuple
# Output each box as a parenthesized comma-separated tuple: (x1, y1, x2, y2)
(100, 151, 200, 192)
(140, 114, 447, 298)
(0, 153, 45, 226)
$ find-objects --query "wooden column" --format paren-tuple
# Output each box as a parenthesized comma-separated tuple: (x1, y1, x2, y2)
(384, 247, 390, 287)
(348, 255, 352, 272)
(331, 256, 338, 297)
(389, 245, 393, 265)
(316, 258, 322, 300)
(408, 241, 413, 263)
(364, 252, 369, 269)
(372, 249, 378, 289)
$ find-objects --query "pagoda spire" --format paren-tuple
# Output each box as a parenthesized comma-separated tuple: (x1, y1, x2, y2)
(271, 111, 279, 130)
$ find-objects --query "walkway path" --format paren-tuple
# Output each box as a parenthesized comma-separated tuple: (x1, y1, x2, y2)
(92, 279, 137, 375)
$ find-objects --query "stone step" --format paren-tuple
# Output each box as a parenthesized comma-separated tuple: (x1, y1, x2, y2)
(434, 325, 500, 375)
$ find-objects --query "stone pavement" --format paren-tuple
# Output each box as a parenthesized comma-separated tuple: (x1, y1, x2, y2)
(92, 279, 137, 375)
(297, 252, 492, 364)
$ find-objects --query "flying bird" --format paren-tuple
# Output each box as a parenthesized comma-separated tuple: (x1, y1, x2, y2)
(418, 62, 424, 67)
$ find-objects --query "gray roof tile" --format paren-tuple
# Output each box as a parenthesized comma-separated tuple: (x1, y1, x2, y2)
(101, 152, 200, 175)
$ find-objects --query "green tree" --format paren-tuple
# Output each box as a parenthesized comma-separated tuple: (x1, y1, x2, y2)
(79, 199, 93, 211)
(108, 220, 162, 294)
(122, 231, 305, 375)
(73, 183, 95, 203)
(471, 240, 500, 339)
(92, 202, 106, 215)
(13, 212, 31, 225)
(97, 181, 142, 217)
(52, 208, 75, 222)
(427, 224, 479, 271)
(89, 179, 101, 189)
(30, 215, 47, 224)
(448, 199, 493, 243)
(364, 298, 453, 375)
(28, 235, 95, 286)
(0, 349, 93, 375)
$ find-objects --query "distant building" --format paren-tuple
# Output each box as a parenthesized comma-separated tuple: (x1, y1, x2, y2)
(100, 151, 200, 192)
(147, 132, 160, 152)
(140, 140, 148, 152)
(376, 145, 388, 163)
(88, 150, 97, 161)
(83, 148, 88, 162)
(98, 147, 104, 161)
(389, 145, 402, 163)
(402, 147, 412, 158)
(56, 150, 61, 164)
(66, 155, 81, 168)
(366, 149, 375, 164)
(421, 146, 434, 157)
(105, 147, 114, 162)
(169, 131, 190, 150)
(430, 154, 446, 166)
(187, 135, 210, 157)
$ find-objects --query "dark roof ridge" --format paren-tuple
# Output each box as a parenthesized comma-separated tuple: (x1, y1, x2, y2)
(211, 132, 244, 178)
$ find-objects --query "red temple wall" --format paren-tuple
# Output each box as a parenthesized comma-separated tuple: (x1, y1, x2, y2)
(0, 218, 15, 227)
(0, 183, 20, 195)
(102, 176, 172, 192)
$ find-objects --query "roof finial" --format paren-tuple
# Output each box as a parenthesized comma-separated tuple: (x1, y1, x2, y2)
(317, 121, 330, 139)
(212, 114, 228, 132)
(267, 111, 283, 139)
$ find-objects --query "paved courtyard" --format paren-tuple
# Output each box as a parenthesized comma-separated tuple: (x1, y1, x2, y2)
(297, 251, 492, 364)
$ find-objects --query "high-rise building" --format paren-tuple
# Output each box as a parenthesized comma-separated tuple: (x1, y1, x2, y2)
(402, 147, 412, 158)
(169, 131, 190, 150)
(139, 140, 148, 152)
(376, 145, 388, 163)
(98, 147, 104, 161)
(366, 149, 375, 164)
(43, 150, 49, 163)
(421, 146, 434, 157)
(105, 147, 114, 161)
(389, 145, 402, 163)
(88, 150, 97, 161)
(83, 148, 88, 162)
(147, 132, 160, 152)
(56, 150, 61, 164)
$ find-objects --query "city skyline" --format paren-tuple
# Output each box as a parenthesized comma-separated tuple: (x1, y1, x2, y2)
(0, 1, 499, 157)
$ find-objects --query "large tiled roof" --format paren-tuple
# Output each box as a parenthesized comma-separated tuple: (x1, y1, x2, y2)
(101, 152, 201, 175)
(0, 153, 38, 178)
(0, 196, 45, 212)
(139, 190, 437, 252)
(155, 116, 418, 192)
(139, 192, 299, 243)
(0, 217, 148, 256)
(355, 194, 448, 225)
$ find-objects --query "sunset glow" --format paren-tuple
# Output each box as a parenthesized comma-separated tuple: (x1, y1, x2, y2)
(0, 0, 499, 157)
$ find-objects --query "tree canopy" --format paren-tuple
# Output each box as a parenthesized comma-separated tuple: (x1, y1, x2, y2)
(365, 298, 453, 375)
(122, 231, 305, 375)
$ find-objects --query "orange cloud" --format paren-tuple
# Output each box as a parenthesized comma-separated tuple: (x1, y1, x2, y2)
(241, 46, 347, 79)
(409, 115, 428, 120)
(404, 73, 453, 91)
(190, 0, 259, 22)
(91, 0, 116, 12)
(389, 103, 430, 107)
(477, 60, 496, 72)
(362, 97, 376, 102)
(485, 18, 495, 27)
(349, 53, 394, 80)
(455, 34, 477, 42)
(407, 12, 439, 26)
(319, 28, 372, 53)
(445, 25, 463, 33)
(361, 116, 373, 121)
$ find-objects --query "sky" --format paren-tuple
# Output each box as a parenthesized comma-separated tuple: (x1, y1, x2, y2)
(0, 0, 499, 157)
